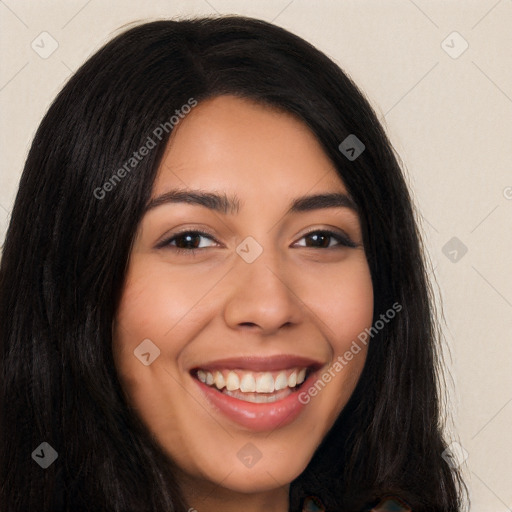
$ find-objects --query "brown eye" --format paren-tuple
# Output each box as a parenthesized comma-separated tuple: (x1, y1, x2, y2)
(295, 230, 357, 249)
(173, 233, 203, 249)
(157, 230, 219, 252)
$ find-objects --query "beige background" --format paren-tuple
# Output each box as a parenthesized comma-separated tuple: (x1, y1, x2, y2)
(1, 1, 511, 510)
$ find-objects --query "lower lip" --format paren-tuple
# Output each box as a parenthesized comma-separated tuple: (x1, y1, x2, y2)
(193, 372, 317, 431)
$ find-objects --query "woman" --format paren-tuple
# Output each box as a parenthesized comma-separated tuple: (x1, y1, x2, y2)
(0, 16, 466, 512)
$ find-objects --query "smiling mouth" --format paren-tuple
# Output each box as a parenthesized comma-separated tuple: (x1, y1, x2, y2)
(191, 367, 312, 404)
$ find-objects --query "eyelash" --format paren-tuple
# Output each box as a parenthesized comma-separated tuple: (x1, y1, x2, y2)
(158, 228, 358, 254)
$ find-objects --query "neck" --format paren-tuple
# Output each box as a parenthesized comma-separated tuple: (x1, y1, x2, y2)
(179, 472, 290, 512)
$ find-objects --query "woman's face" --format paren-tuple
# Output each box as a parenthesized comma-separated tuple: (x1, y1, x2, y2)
(113, 95, 373, 499)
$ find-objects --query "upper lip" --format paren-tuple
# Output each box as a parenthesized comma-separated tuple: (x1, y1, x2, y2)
(190, 355, 324, 373)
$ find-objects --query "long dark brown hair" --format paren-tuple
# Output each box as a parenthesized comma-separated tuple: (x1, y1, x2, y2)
(0, 16, 467, 511)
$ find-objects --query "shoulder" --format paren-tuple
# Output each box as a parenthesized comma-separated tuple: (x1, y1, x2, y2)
(301, 495, 412, 511)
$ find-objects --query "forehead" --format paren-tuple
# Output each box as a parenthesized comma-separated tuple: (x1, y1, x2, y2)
(153, 95, 347, 197)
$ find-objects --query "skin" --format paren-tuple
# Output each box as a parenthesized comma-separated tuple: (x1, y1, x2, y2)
(112, 95, 374, 512)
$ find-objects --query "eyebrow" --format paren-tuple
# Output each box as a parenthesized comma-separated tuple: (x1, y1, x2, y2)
(144, 189, 358, 215)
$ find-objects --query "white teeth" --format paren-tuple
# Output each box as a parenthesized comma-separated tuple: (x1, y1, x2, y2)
(274, 372, 288, 391)
(240, 373, 256, 392)
(226, 371, 240, 391)
(224, 387, 292, 403)
(196, 367, 310, 394)
(214, 371, 225, 389)
(256, 372, 275, 393)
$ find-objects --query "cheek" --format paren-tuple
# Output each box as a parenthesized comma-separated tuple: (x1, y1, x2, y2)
(333, 262, 374, 344)
(112, 257, 222, 411)
(111, 261, 201, 449)
(114, 260, 201, 340)
(111, 260, 187, 406)
(296, 258, 373, 422)
(301, 256, 374, 347)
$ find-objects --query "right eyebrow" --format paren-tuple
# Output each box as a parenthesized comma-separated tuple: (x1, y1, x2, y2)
(144, 190, 241, 215)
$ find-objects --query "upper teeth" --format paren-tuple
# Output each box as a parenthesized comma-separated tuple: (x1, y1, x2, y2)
(196, 368, 307, 393)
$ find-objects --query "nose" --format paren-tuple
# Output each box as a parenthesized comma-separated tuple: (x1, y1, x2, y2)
(222, 247, 304, 335)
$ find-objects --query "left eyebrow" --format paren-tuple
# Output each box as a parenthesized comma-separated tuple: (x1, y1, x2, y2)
(288, 192, 358, 214)
(143, 189, 358, 215)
